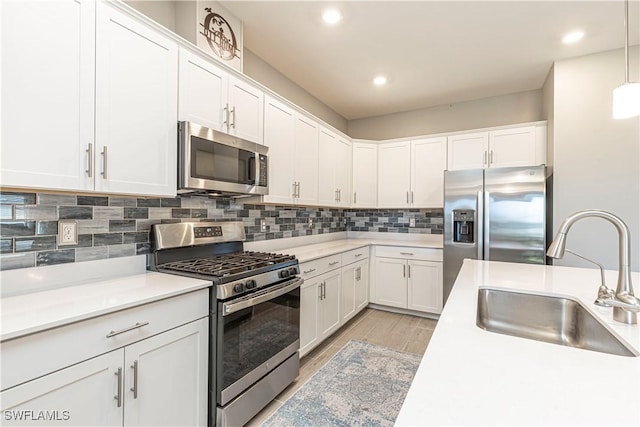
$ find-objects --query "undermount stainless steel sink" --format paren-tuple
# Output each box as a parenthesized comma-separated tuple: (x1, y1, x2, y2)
(476, 288, 639, 357)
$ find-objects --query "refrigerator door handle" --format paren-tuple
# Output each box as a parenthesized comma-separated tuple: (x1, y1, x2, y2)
(484, 191, 491, 260)
(477, 191, 484, 260)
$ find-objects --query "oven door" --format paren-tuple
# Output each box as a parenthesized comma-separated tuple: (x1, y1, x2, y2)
(216, 277, 302, 406)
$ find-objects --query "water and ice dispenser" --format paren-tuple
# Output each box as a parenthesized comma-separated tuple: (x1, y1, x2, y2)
(453, 209, 475, 244)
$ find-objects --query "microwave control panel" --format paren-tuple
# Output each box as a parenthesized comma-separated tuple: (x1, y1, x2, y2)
(258, 155, 268, 186)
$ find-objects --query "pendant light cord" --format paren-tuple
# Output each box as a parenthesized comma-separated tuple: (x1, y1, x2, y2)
(624, 0, 629, 84)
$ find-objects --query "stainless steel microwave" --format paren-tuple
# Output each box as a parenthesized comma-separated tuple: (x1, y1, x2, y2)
(178, 121, 268, 196)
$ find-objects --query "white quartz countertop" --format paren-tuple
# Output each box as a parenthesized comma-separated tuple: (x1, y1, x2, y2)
(277, 235, 443, 263)
(0, 271, 211, 342)
(395, 259, 640, 426)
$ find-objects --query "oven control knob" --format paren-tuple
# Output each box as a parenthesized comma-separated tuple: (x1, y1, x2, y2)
(233, 283, 245, 293)
(289, 267, 298, 276)
(245, 279, 257, 289)
(279, 270, 290, 278)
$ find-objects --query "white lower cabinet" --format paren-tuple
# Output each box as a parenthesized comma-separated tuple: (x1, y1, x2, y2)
(300, 269, 341, 357)
(299, 248, 370, 357)
(341, 258, 369, 323)
(1, 291, 209, 427)
(122, 318, 208, 427)
(1, 351, 123, 426)
(372, 246, 443, 315)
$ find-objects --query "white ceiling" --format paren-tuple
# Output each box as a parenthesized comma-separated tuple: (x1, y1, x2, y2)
(218, 1, 640, 120)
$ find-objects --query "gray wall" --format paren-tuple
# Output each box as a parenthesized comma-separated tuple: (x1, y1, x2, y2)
(347, 90, 544, 140)
(125, 1, 176, 31)
(243, 50, 348, 133)
(551, 47, 640, 272)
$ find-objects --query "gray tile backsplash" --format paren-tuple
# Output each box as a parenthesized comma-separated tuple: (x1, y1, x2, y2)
(0, 190, 443, 271)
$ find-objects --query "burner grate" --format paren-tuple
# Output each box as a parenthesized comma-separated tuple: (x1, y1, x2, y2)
(159, 251, 295, 277)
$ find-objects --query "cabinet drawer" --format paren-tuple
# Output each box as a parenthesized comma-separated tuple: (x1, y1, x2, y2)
(1, 288, 209, 391)
(299, 254, 342, 280)
(341, 247, 369, 265)
(375, 246, 442, 262)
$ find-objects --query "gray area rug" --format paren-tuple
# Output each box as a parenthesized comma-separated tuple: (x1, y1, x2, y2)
(260, 340, 421, 427)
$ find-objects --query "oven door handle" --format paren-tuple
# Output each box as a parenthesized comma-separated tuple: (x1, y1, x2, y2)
(222, 277, 303, 316)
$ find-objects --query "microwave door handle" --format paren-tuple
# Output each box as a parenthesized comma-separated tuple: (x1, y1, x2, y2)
(247, 155, 256, 184)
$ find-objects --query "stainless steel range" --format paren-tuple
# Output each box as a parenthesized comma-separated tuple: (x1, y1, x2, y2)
(150, 221, 302, 427)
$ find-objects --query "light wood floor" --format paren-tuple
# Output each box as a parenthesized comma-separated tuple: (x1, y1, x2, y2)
(245, 308, 438, 426)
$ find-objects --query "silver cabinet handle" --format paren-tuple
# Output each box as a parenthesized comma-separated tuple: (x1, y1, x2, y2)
(408, 264, 411, 278)
(400, 252, 414, 256)
(303, 268, 316, 274)
(101, 146, 108, 179)
(106, 321, 149, 338)
(483, 150, 488, 166)
(329, 261, 340, 266)
(490, 150, 494, 165)
(297, 182, 301, 198)
(411, 191, 414, 204)
(114, 367, 122, 408)
(354, 253, 363, 257)
(230, 106, 236, 129)
(130, 360, 139, 399)
(338, 189, 341, 202)
(406, 191, 409, 204)
(292, 182, 297, 198)
(223, 104, 229, 129)
(403, 264, 406, 278)
(86, 143, 93, 178)
(354, 192, 357, 204)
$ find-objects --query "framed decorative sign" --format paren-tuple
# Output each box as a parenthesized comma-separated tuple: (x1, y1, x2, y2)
(197, 1, 243, 71)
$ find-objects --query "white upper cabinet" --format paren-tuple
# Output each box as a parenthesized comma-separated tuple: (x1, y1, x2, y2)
(263, 96, 319, 205)
(1, 0, 96, 192)
(378, 138, 446, 208)
(378, 142, 412, 208)
(178, 49, 263, 143)
(447, 132, 488, 171)
(95, 2, 178, 197)
(411, 137, 447, 208)
(318, 129, 338, 206)
(352, 142, 378, 208)
(318, 128, 351, 207)
(227, 75, 264, 143)
(294, 116, 320, 205)
(1, 1, 179, 197)
(263, 96, 296, 204)
(335, 137, 352, 207)
(488, 126, 538, 168)
(178, 48, 228, 132)
(447, 125, 545, 171)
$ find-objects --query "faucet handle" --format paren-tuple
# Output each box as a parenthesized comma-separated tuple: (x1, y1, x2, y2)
(596, 298, 640, 313)
(594, 285, 616, 306)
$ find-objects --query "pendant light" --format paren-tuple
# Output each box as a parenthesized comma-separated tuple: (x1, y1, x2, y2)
(612, 0, 640, 119)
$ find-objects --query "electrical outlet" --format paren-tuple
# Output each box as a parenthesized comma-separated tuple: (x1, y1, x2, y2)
(307, 217, 314, 228)
(343, 218, 348, 226)
(409, 217, 416, 227)
(58, 220, 78, 245)
(260, 219, 267, 232)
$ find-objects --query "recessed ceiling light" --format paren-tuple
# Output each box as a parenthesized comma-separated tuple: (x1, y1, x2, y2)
(373, 75, 388, 86)
(322, 9, 342, 25)
(562, 31, 584, 44)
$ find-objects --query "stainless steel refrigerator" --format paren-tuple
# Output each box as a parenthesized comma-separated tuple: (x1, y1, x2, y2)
(443, 165, 547, 303)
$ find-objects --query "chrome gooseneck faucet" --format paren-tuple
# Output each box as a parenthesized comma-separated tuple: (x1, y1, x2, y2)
(547, 210, 640, 324)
